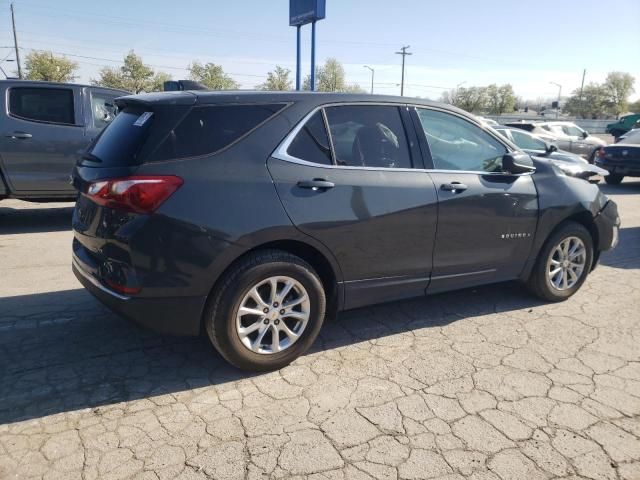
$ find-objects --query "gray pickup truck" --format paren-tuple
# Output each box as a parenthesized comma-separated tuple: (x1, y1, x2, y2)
(0, 80, 128, 202)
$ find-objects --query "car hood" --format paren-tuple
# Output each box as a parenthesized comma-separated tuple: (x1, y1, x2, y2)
(531, 154, 608, 179)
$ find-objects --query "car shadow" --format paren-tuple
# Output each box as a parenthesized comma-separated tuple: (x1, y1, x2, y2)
(0, 204, 74, 234)
(0, 282, 545, 425)
(599, 225, 640, 269)
(598, 179, 640, 196)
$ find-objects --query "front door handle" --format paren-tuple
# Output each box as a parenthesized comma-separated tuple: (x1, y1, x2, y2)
(297, 179, 335, 191)
(6, 131, 32, 140)
(441, 182, 468, 192)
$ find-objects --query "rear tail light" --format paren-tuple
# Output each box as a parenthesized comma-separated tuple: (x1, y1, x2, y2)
(85, 176, 183, 214)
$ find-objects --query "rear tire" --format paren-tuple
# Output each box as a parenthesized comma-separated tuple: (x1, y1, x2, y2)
(605, 174, 624, 185)
(204, 250, 326, 371)
(527, 221, 593, 302)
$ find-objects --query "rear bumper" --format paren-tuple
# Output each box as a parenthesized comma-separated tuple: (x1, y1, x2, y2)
(73, 256, 206, 336)
(595, 160, 640, 176)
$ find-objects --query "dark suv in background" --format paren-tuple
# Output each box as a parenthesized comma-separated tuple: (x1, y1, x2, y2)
(0, 80, 127, 202)
(72, 92, 619, 370)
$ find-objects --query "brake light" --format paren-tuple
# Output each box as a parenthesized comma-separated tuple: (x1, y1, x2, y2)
(104, 278, 141, 295)
(85, 176, 183, 214)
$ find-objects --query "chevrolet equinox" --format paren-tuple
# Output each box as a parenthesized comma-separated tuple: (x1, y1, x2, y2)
(72, 92, 620, 371)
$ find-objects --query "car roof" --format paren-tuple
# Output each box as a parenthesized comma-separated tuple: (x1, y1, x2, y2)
(0, 79, 129, 94)
(117, 89, 473, 115)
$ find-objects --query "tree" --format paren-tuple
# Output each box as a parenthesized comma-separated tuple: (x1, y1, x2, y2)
(563, 83, 610, 119)
(486, 84, 516, 115)
(629, 99, 640, 113)
(603, 72, 635, 117)
(189, 62, 239, 90)
(258, 65, 292, 91)
(448, 86, 488, 113)
(24, 51, 78, 82)
(92, 51, 169, 93)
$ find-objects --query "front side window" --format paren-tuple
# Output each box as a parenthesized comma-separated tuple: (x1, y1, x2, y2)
(510, 130, 547, 151)
(152, 103, 286, 161)
(9, 87, 75, 125)
(324, 105, 412, 169)
(416, 108, 506, 172)
(287, 111, 332, 165)
(91, 92, 119, 129)
(562, 125, 583, 137)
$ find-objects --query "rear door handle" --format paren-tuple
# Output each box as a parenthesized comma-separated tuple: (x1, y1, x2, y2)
(297, 179, 335, 191)
(441, 182, 468, 192)
(6, 132, 32, 140)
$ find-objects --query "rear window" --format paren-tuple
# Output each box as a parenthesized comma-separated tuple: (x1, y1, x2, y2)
(150, 103, 286, 161)
(87, 107, 154, 166)
(9, 87, 75, 125)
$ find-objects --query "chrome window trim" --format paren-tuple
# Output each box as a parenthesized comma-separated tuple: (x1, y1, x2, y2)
(271, 101, 530, 176)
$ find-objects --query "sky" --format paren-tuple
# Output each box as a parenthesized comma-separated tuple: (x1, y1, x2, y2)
(1, 0, 639, 101)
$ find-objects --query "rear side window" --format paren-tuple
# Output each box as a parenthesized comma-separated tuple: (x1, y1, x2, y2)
(9, 87, 75, 125)
(151, 103, 285, 161)
(87, 108, 154, 166)
(325, 105, 412, 169)
(287, 111, 332, 165)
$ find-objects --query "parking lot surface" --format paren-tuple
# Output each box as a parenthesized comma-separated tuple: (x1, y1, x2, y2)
(1, 181, 639, 480)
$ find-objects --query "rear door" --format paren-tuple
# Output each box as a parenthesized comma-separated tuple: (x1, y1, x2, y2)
(0, 84, 85, 193)
(268, 104, 438, 309)
(413, 107, 538, 293)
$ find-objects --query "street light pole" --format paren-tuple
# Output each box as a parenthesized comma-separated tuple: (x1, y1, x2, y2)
(363, 65, 374, 94)
(550, 81, 562, 119)
(395, 45, 412, 96)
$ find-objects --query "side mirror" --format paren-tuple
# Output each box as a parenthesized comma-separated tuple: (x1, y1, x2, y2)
(502, 153, 536, 174)
(582, 131, 589, 138)
(546, 143, 558, 154)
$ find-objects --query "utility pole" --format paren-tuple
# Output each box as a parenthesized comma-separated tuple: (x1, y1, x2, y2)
(11, 3, 22, 79)
(579, 69, 586, 118)
(364, 65, 374, 94)
(395, 45, 411, 96)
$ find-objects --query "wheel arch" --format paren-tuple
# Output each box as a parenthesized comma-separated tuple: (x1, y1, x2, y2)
(201, 238, 343, 333)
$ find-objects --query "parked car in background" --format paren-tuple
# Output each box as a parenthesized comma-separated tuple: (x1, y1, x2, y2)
(606, 113, 640, 139)
(595, 128, 640, 184)
(71, 91, 619, 370)
(616, 127, 639, 143)
(476, 116, 499, 127)
(0, 80, 128, 202)
(505, 120, 606, 161)
(494, 126, 608, 182)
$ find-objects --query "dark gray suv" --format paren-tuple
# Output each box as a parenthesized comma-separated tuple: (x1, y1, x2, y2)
(72, 91, 620, 371)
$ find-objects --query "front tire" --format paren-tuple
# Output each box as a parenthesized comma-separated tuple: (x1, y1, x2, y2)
(527, 221, 593, 302)
(205, 250, 326, 371)
(605, 174, 624, 185)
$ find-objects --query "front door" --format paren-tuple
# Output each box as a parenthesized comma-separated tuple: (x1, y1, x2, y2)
(268, 104, 438, 309)
(414, 107, 538, 293)
(0, 85, 84, 193)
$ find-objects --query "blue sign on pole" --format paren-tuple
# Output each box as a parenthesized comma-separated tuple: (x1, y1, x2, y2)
(290, 0, 326, 91)
(289, 0, 326, 27)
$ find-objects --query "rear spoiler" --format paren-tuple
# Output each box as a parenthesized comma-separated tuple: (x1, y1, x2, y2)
(163, 80, 209, 91)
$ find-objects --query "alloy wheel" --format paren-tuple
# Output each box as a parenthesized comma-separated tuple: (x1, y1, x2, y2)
(546, 236, 586, 291)
(235, 276, 310, 354)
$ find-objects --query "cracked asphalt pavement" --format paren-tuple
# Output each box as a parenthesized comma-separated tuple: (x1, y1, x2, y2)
(1, 180, 639, 480)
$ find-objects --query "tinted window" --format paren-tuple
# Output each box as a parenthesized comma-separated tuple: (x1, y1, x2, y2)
(287, 111, 332, 165)
(325, 105, 412, 168)
(510, 130, 547, 151)
(152, 104, 285, 161)
(91, 92, 119, 129)
(9, 87, 74, 124)
(417, 109, 506, 172)
(88, 108, 154, 166)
